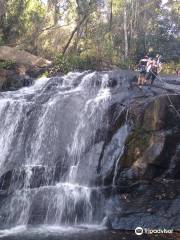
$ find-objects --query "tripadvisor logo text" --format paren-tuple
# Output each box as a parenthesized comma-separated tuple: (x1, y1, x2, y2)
(135, 227, 143, 235)
(135, 227, 173, 235)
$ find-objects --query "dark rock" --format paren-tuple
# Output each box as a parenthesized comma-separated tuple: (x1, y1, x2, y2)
(0, 46, 51, 91)
(106, 180, 180, 230)
(0, 68, 34, 91)
(0, 170, 12, 191)
(102, 216, 113, 229)
(26, 66, 49, 79)
(165, 144, 180, 179)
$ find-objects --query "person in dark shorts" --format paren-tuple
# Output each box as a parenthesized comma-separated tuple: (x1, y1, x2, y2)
(146, 56, 162, 85)
(137, 56, 149, 86)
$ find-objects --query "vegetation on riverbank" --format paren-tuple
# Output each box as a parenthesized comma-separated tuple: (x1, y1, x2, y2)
(0, 60, 16, 70)
(0, 0, 179, 74)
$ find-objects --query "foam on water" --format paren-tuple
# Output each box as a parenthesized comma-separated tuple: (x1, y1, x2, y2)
(0, 224, 105, 238)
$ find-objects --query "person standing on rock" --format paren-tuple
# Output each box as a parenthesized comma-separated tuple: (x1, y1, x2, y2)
(137, 55, 149, 87)
(146, 55, 162, 85)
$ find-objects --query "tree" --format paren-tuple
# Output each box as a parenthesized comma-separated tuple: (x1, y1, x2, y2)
(0, 0, 5, 29)
(0, 0, 179, 69)
(0, 0, 6, 44)
(62, 0, 98, 55)
(123, 1, 128, 59)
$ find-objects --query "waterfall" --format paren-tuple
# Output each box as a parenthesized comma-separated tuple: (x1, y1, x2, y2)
(0, 71, 128, 232)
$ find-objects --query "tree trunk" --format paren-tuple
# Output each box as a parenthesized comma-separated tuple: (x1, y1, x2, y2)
(124, 4, 128, 60)
(0, 0, 5, 32)
(109, 0, 113, 32)
(54, 3, 59, 25)
(62, 14, 88, 55)
(62, 0, 95, 55)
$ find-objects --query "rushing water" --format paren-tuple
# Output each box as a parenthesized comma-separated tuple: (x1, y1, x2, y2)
(0, 71, 128, 237)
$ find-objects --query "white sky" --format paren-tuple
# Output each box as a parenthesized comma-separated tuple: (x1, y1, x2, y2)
(162, 0, 168, 4)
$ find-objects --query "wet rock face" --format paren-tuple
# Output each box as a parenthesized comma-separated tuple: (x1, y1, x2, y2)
(104, 74, 180, 230)
(115, 94, 180, 183)
(0, 70, 180, 230)
(107, 180, 180, 230)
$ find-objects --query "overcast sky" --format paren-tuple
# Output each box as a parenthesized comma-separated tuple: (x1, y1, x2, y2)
(162, 0, 168, 4)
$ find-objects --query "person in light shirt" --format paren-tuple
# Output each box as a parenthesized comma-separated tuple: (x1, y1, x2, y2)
(146, 55, 162, 85)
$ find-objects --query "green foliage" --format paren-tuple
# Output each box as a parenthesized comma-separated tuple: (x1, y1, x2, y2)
(116, 59, 134, 70)
(0, 0, 179, 70)
(3, 0, 46, 50)
(40, 70, 49, 77)
(162, 62, 180, 75)
(52, 54, 102, 74)
(0, 32, 5, 46)
(0, 60, 16, 70)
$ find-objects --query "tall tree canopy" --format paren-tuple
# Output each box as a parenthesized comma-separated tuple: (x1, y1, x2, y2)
(0, 0, 179, 68)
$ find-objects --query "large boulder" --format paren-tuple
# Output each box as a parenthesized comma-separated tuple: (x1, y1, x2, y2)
(0, 46, 51, 68)
(0, 46, 51, 90)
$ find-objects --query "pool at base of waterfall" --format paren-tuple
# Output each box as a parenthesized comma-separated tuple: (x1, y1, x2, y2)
(0, 226, 179, 240)
(0, 225, 104, 239)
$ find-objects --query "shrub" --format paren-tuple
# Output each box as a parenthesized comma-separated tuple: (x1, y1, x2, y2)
(52, 54, 103, 74)
(161, 62, 180, 75)
(116, 59, 134, 70)
(0, 60, 16, 70)
(0, 34, 5, 46)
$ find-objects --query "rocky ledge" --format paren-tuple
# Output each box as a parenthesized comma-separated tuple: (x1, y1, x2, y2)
(0, 46, 51, 91)
(102, 71, 180, 231)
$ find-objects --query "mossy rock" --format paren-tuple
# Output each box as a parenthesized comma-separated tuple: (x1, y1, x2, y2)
(120, 128, 153, 168)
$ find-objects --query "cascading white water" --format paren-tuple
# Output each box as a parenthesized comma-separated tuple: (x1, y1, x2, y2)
(0, 72, 119, 231)
(67, 73, 111, 183)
